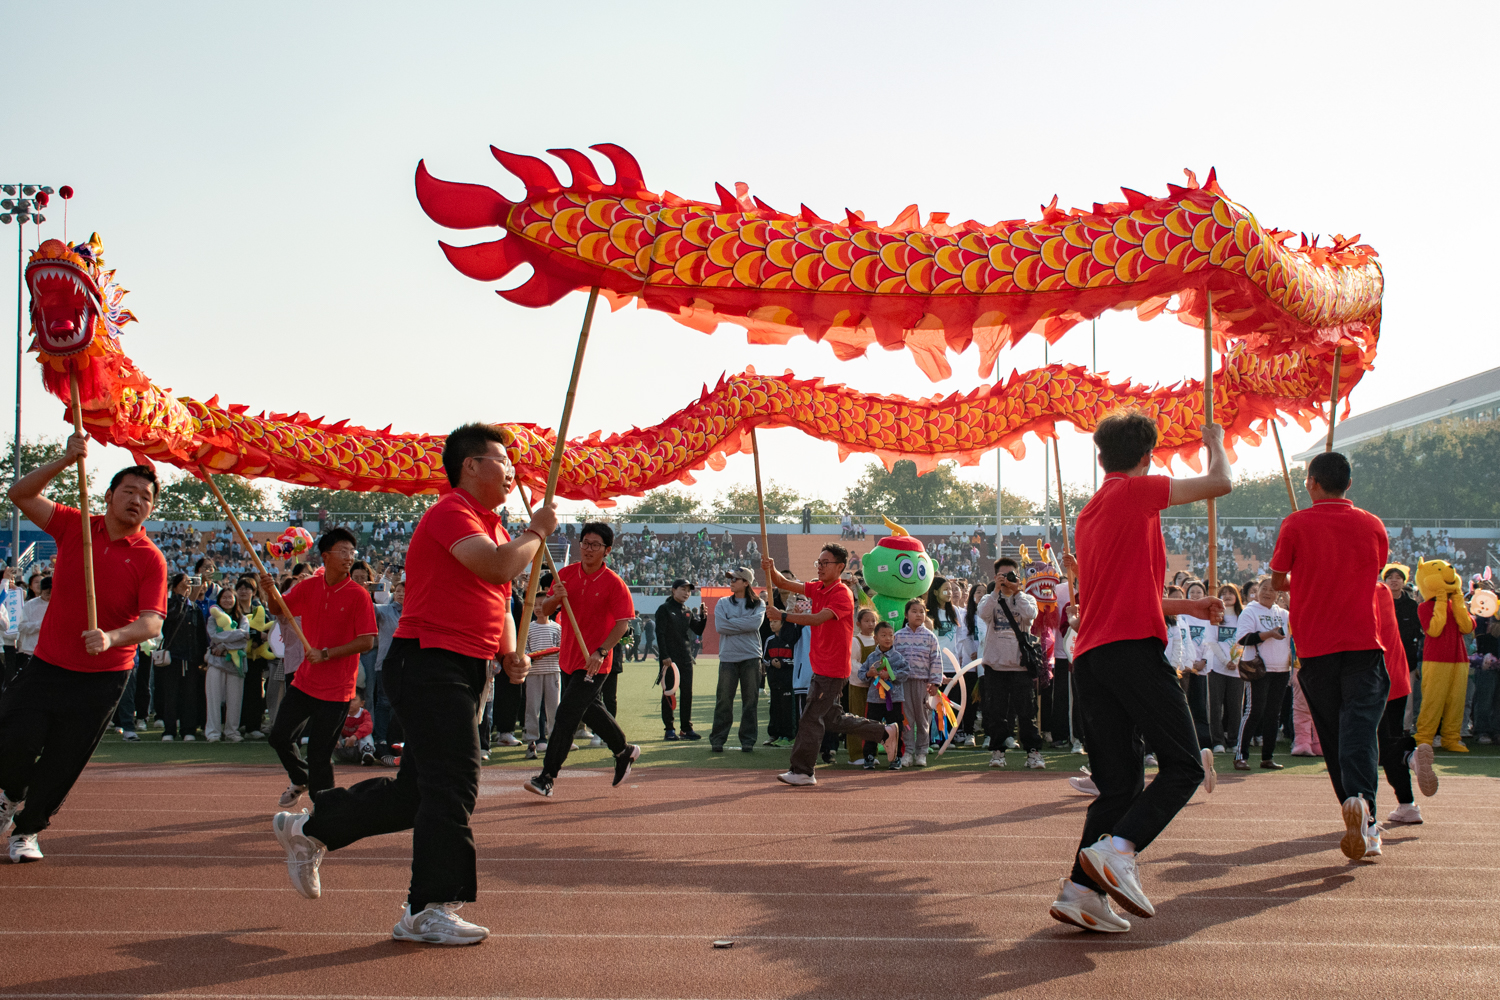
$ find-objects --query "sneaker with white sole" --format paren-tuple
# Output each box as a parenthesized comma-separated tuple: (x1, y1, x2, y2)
(496, 733, 521, 747)
(1069, 775, 1099, 796)
(882, 724, 900, 762)
(183, 734, 196, 742)
(1143, 753, 1157, 767)
(898, 752, 912, 768)
(1071, 741, 1084, 754)
(225, 731, 243, 743)
(913, 751, 928, 768)
(612, 744, 641, 787)
(153, 719, 165, 730)
(121, 731, 140, 742)
(272, 810, 325, 899)
(8, 833, 42, 863)
(1025, 750, 1046, 770)
(989, 751, 1005, 768)
(248, 730, 266, 740)
(1363, 823, 1383, 858)
(1200, 747, 1216, 794)
(590, 735, 604, 748)
(1078, 835, 1154, 918)
(161, 734, 174, 742)
(279, 785, 306, 809)
(1340, 796, 1369, 861)
(1411, 743, 1438, 797)
(1048, 877, 1130, 933)
(523, 775, 553, 798)
(1004, 737, 1018, 749)
(777, 770, 816, 786)
(1, 793, 23, 839)
(1387, 802, 1423, 824)
(1212, 743, 1225, 754)
(392, 902, 489, 945)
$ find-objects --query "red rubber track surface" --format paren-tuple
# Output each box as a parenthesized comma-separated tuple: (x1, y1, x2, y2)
(1, 763, 1495, 1000)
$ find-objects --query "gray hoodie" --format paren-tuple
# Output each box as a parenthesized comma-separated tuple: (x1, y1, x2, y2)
(714, 594, 766, 663)
(976, 590, 1038, 671)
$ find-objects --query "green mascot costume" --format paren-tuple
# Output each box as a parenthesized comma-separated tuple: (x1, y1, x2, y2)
(859, 516, 936, 628)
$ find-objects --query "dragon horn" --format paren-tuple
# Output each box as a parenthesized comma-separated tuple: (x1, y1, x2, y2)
(881, 515, 910, 537)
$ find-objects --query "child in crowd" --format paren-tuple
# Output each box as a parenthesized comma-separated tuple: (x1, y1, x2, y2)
(893, 598, 941, 768)
(762, 600, 800, 747)
(847, 608, 879, 763)
(330, 693, 375, 764)
(860, 622, 909, 770)
(524, 604, 563, 760)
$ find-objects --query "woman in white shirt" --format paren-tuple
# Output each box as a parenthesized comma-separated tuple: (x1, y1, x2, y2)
(1205, 583, 1245, 753)
(1175, 581, 1214, 751)
(1233, 578, 1293, 769)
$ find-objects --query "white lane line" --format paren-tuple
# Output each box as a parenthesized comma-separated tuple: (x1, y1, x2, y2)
(3, 885, 1493, 905)
(0, 930, 1496, 950)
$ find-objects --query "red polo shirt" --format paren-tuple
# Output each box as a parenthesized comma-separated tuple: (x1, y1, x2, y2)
(551, 561, 634, 675)
(1374, 583, 1410, 701)
(396, 489, 513, 660)
(35, 504, 168, 673)
(805, 579, 855, 677)
(1269, 498, 1387, 657)
(281, 573, 377, 702)
(1072, 473, 1172, 659)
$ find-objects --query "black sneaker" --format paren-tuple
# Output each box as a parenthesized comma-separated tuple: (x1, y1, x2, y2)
(613, 744, 641, 787)
(680, 730, 702, 741)
(523, 775, 553, 798)
(819, 750, 836, 765)
(710, 744, 724, 753)
(361, 750, 376, 766)
(740, 745, 754, 753)
(888, 760, 904, 771)
(664, 729, 679, 741)
(525, 742, 538, 760)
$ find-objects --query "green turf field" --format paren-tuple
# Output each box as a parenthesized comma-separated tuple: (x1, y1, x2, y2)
(89, 656, 1500, 778)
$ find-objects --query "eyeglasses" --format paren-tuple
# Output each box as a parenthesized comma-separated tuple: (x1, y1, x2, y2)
(579, 540, 606, 550)
(469, 455, 511, 467)
(813, 559, 844, 568)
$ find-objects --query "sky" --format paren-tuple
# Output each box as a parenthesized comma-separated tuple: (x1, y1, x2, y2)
(1, 1, 1494, 519)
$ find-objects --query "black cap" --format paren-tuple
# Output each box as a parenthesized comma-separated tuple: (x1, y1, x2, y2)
(671, 578, 694, 590)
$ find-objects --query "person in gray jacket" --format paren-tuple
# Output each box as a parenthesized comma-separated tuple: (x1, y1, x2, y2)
(709, 568, 767, 752)
(976, 558, 1044, 769)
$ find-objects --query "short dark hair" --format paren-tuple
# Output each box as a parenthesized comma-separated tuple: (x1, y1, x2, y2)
(291, 562, 308, 576)
(318, 527, 358, 553)
(107, 465, 158, 499)
(170, 572, 186, 591)
(904, 598, 926, 615)
(820, 542, 849, 566)
(195, 557, 210, 573)
(1308, 451, 1352, 495)
(39, 574, 51, 591)
(874, 621, 894, 634)
(351, 560, 370, 576)
(995, 556, 1018, 571)
(1383, 566, 1408, 581)
(580, 521, 614, 548)
(1094, 408, 1158, 472)
(857, 607, 878, 624)
(443, 422, 510, 488)
(235, 576, 257, 592)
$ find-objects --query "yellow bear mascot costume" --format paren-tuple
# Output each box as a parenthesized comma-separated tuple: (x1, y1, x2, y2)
(1414, 558, 1474, 751)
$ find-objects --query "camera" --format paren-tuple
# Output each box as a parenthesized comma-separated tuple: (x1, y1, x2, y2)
(1002, 571, 1020, 583)
(186, 575, 201, 587)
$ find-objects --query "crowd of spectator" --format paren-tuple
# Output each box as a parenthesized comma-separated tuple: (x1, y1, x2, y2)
(607, 527, 745, 588)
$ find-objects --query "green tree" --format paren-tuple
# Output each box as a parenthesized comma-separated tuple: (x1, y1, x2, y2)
(714, 481, 830, 523)
(280, 487, 437, 520)
(842, 459, 1026, 518)
(1347, 422, 1500, 519)
(154, 474, 275, 521)
(1173, 470, 1310, 518)
(0, 437, 91, 521)
(617, 488, 703, 521)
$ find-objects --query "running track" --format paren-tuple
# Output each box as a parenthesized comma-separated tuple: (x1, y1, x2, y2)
(2, 763, 1495, 1000)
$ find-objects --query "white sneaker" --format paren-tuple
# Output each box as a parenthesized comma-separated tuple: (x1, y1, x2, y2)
(1364, 823, 1383, 858)
(536, 741, 548, 751)
(1212, 744, 1225, 754)
(1387, 802, 1423, 824)
(1025, 750, 1046, 770)
(161, 734, 173, 742)
(134, 719, 147, 732)
(279, 785, 306, 809)
(1411, 743, 1438, 797)
(776, 770, 816, 787)
(121, 731, 140, 742)
(1004, 737, 1018, 749)
(913, 751, 928, 768)
(392, 902, 489, 945)
(496, 733, 521, 747)
(1078, 836, 1154, 918)
(983, 736, 992, 750)
(1340, 797, 1369, 861)
(988, 751, 1005, 769)
(1069, 775, 1099, 796)
(899, 752, 912, 768)
(153, 719, 165, 730)
(1048, 878, 1130, 933)
(882, 724, 900, 762)
(8, 833, 42, 863)
(272, 810, 326, 899)
(1143, 753, 1158, 767)
(184, 734, 196, 742)
(1, 792, 24, 839)
(225, 731, 244, 743)
(248, 730, 266, 740)
(1070, 741, 1084, 754)
(590, 735, 604, 748)
(1200, 747, 1216, 794)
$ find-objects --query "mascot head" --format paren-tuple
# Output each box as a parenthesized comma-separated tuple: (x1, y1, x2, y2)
(860, 516, 933, 602)
(1415, 558, 1461, 603)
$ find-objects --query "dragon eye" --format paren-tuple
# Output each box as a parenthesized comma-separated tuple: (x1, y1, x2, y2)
(896, 557, 914, 579)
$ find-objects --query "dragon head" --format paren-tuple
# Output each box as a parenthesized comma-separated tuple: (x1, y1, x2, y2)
(860, 516, 934, 601)
(25, 234, 130, 359)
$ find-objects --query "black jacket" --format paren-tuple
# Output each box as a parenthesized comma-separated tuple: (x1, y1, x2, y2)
(1392, 591, 1424, 668)
(655, 596, 706, 666)
(162, 593, 208, 668)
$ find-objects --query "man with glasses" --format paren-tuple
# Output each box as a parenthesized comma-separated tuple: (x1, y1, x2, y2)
(762, 543, 898, 786)
(271, 423, 557, 946)
(525, 522, 641, 798)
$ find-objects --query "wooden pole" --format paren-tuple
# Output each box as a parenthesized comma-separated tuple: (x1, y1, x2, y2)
(1052, 438, 1077, 598)
(1271, 421, 1300, 512)
(751, 428, 770, 589)
(517, 483, 590, 657)
(199, 468, 313, 653)
(1203, 289, 1218, 593)
(1324, 347, 1343, 453)
(516, 286, 601, 659)
(67, 370, 97, 635)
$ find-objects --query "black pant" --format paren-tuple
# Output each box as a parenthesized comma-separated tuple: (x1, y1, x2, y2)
(1070, 639, 1202, 891)
(661, 659, 694, 732)
(1046, 662, 1072, 744)
(154, 661, 199, 739)
(765, 663, 796, 739)
(711, 658, 761, 749)
(0, 647, 19, 692)
(957, 670, 979, 735)
(303, 638, 486, 913)
(268, 683, 350, 792)
(491, 674, 522, 737)
(1379, 694, 1415, 805)
(1237, 671, 1291, 761)
(1298, 648, 1389, 811)
(982, 668, 1042, 752)
(541, 670, 628, 779)
(241, 660, 267, 733)
(0, 658, 130, 836)
(863, 699, 905, 759)
(1182, 672, 1213, 749)
(601, 667, 619, 718)
(114, 656, 147, 731)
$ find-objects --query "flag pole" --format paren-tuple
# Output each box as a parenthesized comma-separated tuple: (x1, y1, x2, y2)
(751, 428, 770, 590)
(67, 371, 97, 636)
(1271, 422, 1300, 512)
(517, 483, 590, 657)
(1204, 290, 1218, 593)
(1052, 438, 1077, 598)
(1324, 347, 1343, 453)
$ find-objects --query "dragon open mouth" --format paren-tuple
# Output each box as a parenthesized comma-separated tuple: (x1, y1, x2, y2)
(28, 260, 102, 356)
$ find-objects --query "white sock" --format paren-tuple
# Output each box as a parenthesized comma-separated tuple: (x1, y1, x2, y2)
(1062, 879, 1094, 899)
(1110, 836, 1135, 854)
